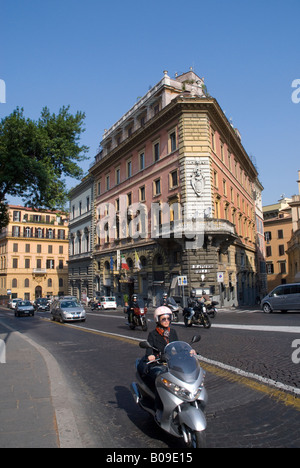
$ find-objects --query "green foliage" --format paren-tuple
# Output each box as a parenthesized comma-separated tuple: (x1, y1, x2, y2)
(0, 106, 89, 228)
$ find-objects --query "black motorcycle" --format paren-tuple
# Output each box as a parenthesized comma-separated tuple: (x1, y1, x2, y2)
(205, 301, 218, 318)
(183, 303, 211, 328)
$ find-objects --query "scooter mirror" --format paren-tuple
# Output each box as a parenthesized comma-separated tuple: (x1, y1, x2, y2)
(191, 335, 201, 344)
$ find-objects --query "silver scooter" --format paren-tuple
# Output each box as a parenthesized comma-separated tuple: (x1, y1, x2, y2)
(131, 336, 207, 448)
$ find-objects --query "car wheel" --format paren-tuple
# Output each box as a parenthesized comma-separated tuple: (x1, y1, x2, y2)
(263, 303, 272, 314)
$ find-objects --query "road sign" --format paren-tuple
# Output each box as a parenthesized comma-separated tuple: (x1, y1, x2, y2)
(178, 276, 188, 286)
(217, 272, 224, 283)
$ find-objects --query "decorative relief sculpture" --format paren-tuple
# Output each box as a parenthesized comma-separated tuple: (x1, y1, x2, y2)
(190, 160, 205, 197)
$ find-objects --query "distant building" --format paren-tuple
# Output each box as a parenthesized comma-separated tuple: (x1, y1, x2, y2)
(88, 69, 261, 306)
(263, 197, 293, 290)
(0, 205, 69, 302)
(68, 176, 94, 302)
(287, 170, 300, 283)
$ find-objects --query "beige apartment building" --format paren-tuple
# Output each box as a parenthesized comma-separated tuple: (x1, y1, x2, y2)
(0, 205, 69, 302)
(263, 197, 293, 290)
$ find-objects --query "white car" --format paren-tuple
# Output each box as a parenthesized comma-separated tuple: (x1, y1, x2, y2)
(99, 296, 117, 309)
(8, 298, 22, 309)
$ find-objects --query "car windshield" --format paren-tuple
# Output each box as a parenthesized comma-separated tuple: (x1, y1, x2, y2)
(19, 301, 31, 306)
(60, 301, 78, 308)
(164, 341, 200, 383)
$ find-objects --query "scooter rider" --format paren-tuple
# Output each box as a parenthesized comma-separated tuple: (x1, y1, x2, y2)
(138, 306, 196, 421)
(161, 292, 168, 306)
(127, 294, 138, 325)
(187, 289, 200, 320)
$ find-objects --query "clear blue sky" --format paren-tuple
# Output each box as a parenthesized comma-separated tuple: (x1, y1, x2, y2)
(1, 0, 300, 206)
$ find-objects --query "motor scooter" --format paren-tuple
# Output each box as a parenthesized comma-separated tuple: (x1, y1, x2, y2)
(131, 335, 207, 448)
(183, 303, 211, 328)
(126, 299, 148, 331)
(165, 297, 180, 322)
(206, 301, 218, 318)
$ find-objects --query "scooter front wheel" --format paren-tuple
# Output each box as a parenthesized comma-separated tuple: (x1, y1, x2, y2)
(183, 426, 206, 448)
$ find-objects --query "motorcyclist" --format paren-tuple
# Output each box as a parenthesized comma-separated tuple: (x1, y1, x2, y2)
(187, 289, 200, 320)
(138, 306, 196, 421)
(127, 294, 139, 325)
(161, 292, 169, 306)
(200, 290, 211, 307)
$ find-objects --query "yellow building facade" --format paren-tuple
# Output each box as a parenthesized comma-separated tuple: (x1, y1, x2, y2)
(0, 205, 69, 303)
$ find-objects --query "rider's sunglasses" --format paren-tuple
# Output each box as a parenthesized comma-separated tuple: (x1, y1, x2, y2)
(160, 316, 171, 322)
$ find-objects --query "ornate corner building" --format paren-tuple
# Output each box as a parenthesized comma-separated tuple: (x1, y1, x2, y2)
(76, 69, 263, 306)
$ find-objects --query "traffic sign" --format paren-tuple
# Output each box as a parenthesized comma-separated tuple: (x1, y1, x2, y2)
(217, 272, 224, 283)
(178, 276, 188, 286)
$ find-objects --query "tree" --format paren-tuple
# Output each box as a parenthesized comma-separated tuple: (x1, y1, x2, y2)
(0, 106, 89, 228)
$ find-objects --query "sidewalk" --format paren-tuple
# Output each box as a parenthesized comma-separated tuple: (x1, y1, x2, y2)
(0, 327, 59, 448)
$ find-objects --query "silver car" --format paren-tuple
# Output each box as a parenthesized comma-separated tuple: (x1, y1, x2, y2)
(15, 300, 35, 317)
(51, 299, 86, 323)
(261, 283, 300, 313)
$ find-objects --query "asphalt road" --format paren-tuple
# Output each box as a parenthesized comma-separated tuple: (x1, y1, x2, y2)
(1, 305, 299, 448)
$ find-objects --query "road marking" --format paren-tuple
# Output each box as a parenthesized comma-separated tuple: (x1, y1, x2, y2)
(213, 324, 300, 333)
(47, 319, 300, 407)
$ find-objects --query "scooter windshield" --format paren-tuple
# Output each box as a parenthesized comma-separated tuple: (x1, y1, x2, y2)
(164, 341, 200, 383)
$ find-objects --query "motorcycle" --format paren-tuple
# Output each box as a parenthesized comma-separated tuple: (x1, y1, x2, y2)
(126, 300, 148, 331)
(183, 303, 211, 328)
(90, 300, 101, 310)
(131, 335, 207, 448)
(164, 297, 180, 322)
(206, 301, 218, 318)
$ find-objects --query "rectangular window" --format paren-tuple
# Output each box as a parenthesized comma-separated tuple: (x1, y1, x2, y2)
(153, 141, 160, 162)
(115, 168, 120, 185)
(106, 175, 110, 191)
(169, 130, 177, 152)
(139, 152, 145, 170)
(170, 170, 178, 188)
(139, 186, 145, 201)
(154, 179, 161, 196)
(127, 160, 132, 178)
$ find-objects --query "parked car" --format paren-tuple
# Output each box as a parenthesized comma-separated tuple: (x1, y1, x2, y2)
(15, 300, 35, 317)
(34, 298, 50, 311)
(8, 298, 22, 309)
(51, 299, 86, 323)
(261, 283, 300, 313)
(99, 296, 117, 309)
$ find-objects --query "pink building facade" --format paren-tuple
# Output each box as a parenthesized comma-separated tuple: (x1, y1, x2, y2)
(89, 70, 262, 306)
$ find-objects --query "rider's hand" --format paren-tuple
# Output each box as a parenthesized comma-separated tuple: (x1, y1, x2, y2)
(190, 349, 197, 356)
(148, 355, 156, 362)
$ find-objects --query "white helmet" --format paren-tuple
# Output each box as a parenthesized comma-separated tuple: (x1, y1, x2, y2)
(154, 306, 172, 323)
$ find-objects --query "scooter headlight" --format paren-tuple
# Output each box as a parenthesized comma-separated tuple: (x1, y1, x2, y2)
(160, 378, 203, 401)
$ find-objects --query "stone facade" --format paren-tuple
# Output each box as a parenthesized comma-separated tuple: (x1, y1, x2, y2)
(87, 70, 261, 306)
